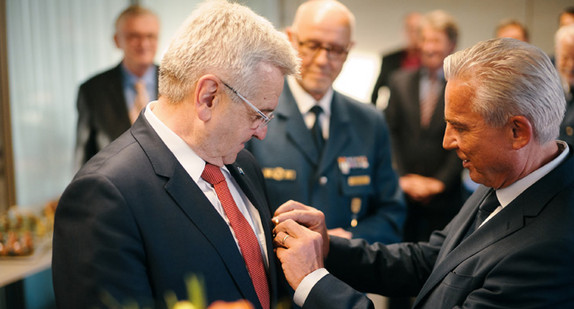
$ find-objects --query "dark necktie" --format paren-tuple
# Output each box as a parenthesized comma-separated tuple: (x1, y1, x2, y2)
(201, 164, 269, 309)
(310, 105, 324, 152)
(464, 189, 500, 240)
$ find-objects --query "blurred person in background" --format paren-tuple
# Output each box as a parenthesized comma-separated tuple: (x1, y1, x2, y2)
(247, 0, 406, 245)
(371, 12, 422, 107)
(495, 18, 529, 42)
(75, 5, 160, 168)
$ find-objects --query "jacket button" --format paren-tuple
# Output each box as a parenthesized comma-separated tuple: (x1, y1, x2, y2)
(319, 176, 328, 185)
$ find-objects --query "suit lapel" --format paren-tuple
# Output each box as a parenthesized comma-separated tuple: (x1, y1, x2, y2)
(108, 64, 131, 126)
(278, 82, 321, 166)
(414, 151, 574, 307)
(130, 117, 262, 307)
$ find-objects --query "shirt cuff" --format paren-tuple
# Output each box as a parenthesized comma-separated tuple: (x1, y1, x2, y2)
(293, 268, 330, 307)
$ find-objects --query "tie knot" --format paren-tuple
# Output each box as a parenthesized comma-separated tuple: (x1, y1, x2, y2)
(310, 105, 323, 117)
(480, 190, 499, 213)
(201, 163, 225, 185)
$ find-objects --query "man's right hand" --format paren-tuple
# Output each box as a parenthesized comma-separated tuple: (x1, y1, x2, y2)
(272, 200, 330, 257)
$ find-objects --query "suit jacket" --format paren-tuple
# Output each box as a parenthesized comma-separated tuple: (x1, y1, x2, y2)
(74, 63, 159, 167)
(53, 114, 283, 309)
(386, 69, 465, 240)
(304, 147, 574, 308)
(247, 82, 405, 244)
(371, 49, 405, 104)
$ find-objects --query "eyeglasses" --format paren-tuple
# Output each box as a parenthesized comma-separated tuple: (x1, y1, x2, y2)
(221, 80, 274, 129)
(297, 40, 349, 61)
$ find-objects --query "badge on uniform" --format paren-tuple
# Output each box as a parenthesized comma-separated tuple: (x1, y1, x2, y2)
(262, 167, 296, 181)
(337, 155, 369, 175)
(350, 197, 361, 227)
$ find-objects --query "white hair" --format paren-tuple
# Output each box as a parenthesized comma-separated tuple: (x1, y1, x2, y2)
(159, 0, 299, 103)
(444, 38, 565, 144)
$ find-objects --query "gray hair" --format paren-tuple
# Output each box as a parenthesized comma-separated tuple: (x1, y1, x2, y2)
(444, 38, 565, 144)
(159, 0, 300, 103)
(422, 10, 458, 45)
(115, 5, 158, 33)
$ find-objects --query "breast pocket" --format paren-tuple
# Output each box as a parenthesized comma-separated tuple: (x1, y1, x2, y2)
(339, 169, 375, 227)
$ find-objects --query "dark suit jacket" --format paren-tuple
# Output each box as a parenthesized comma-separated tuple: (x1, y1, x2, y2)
(53, 114, 283, 309)
(247, 81, 405, 244)
(386, 69, 465, 240)
(371, 49, 405, 104)
(304, 148, 574, 308)
(74, 63, 159, 167)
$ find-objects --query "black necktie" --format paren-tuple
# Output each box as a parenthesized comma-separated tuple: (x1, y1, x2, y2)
(310, 105, 324, 152)
(464, 189, 499, 239)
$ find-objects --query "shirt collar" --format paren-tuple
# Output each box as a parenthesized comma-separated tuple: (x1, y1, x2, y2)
(287, 76, 332, 117)
(121, 63, 157, 87)
(496, 141, 570, 207)
(144, 101, 226, 183)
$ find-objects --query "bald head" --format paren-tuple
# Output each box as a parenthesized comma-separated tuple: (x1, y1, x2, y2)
(286, 0, 355, 100)
(291, 0, 355, 38)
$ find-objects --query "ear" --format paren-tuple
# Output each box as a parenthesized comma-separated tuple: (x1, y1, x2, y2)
(195, 75, 220, 122)
(508, 115, 532, 150)
(113, 33, 121, 49)
(285, 27, 298, 48)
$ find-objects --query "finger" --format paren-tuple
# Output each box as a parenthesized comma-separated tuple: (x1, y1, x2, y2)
(273, 230, 293, 248)
(274, 200, 309, 218)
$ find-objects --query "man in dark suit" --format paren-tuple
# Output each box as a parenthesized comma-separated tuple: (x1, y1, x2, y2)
(386, 10, 463, 244)
(556, 24, 574, 145)
(247, 0, 405, 245)
(371, 12, 421, 107)
(272, 38, 574, 308)
(74, 5, 159, 168)
(52, 1, 299, 308)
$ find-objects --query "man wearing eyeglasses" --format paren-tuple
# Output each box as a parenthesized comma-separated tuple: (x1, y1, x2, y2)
(52, 1, 299, 308)
(247, 0, 405, 245)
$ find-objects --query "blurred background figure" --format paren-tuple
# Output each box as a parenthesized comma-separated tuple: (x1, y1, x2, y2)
(495, 18, 529, 42)
(556, 24, 574, 145)
(559, 6, 574, 27)
(371, 12, 422, 108)
(384, 10, 464, 309)
(74, 5, 160, 168)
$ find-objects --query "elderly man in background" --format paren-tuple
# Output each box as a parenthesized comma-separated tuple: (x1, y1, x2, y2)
(273, 38, 574, 308)
(247, 0, 405, 246)
(53, 1, 299, 308)
(75, 5, 160, 168)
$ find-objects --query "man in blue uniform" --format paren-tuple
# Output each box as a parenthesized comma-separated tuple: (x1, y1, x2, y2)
(247, 0, 405, 244)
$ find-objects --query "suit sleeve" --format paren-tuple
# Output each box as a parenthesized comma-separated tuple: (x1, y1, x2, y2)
(52, 174, 154, 308)
(302, 234, 442, 307)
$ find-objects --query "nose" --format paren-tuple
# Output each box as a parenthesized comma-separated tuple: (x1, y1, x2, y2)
(442, 124, 457, 150)
(313, 48, 330, 65)
(253, 125, 268, 140)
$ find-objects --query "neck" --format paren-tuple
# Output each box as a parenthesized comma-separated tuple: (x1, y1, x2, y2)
(124, 61, 152, 78)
